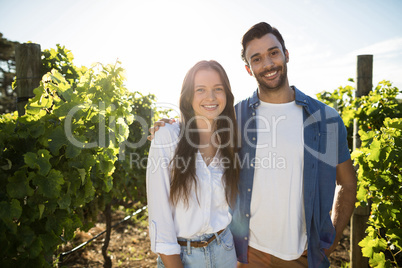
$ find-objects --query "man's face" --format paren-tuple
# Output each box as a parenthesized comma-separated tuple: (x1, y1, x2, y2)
(244, 33, 289, 93)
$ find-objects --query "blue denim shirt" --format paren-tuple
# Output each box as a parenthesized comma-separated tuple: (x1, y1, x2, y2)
(230, 87, 351, 268)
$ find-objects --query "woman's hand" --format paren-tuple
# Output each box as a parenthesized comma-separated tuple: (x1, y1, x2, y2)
(159, 253, 184, 268)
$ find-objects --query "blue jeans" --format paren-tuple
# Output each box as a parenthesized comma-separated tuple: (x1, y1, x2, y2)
(157, 228, 237, 268)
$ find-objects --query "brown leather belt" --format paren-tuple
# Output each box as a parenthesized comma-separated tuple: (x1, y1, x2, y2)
(178, 229, 225, 248)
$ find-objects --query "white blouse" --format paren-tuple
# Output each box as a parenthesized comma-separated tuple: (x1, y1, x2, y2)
(146, 122, 231, 255)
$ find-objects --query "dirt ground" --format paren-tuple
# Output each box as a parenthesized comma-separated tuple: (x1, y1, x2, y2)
(57, 209, 350, 268)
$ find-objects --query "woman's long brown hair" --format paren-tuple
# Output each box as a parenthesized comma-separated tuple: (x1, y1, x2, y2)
(169, 60, 239, 208)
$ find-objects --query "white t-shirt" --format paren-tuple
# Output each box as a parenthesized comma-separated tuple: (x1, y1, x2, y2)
(249, 100, 307, 260)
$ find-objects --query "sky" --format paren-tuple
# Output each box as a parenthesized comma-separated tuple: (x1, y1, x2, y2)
(1, 0, 401, 116)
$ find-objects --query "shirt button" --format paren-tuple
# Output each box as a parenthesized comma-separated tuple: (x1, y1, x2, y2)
(252, 112, 256, 116)
(248, 188, 251, 192)
(252, 137, 256, 141)
(244, 237, 248, 240)
(250, 163, 254, 167)
(246, 214, 249, 218)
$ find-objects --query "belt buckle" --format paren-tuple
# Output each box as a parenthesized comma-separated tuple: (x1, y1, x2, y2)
(199, 240, 208, 247)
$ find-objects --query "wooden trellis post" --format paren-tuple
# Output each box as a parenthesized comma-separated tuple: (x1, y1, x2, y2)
(15, 43, 41, 116)
(350, 54, 372, 268)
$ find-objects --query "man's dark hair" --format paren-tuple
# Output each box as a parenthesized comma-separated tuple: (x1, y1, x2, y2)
(241, 22, 287, 65)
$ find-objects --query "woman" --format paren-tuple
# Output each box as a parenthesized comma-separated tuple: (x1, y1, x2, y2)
(146, 60, 239, 268)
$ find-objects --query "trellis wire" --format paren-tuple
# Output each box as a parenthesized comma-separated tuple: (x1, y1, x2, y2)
(58, 205, 147, 264)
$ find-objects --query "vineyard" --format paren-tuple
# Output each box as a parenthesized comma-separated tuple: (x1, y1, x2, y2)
(318, 81, 402, 267)
(0, 42, 401, 268)
(0, 44, 167, 267)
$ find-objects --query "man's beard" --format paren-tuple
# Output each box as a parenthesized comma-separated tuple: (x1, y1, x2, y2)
(256, 64, 288, 93)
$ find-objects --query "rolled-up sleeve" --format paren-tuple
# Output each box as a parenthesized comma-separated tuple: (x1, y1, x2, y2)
(146, 123, 181, 255)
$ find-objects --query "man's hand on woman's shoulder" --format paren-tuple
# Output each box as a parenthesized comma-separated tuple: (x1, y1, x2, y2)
(147, 118, 176, 141)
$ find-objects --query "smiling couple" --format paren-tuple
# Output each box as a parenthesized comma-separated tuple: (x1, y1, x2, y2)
(146, 22, 357, 268)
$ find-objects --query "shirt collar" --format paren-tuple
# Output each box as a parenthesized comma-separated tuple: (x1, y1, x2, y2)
(249, 86, 309, 109)
(293, 86, 309, 107)
(248, 89, 260, 109)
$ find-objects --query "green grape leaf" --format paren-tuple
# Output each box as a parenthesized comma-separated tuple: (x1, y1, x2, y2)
(38, 204, 45, 219)
(83, 178, 95, 202)
(115, 117, 129, 143)
(370, 252, 386, 267)
(29, 123, 45, 138)
(57, 193, 71, 210)
(19, 226, 36, 247)
(359, 236, 374, 257)
(386, 118, 402, 130)
(7, 170, 34, 198)
(39, 232, 60, 252)
(75, 167, 86, 184)
(23, 150, 52, 176)
(10, 199, 22, 220)
(36, 149, 52, 176)
(0, 199, 22, 224)
(24, 152, 38, 169)
(368, 140, 381, 161)
(28, 237, 43, 258)
(356, 186, 368, 203)
(104, 176, 113, 192)
(386, 228, 402, 250)
(66, 143, 81, 159)
(32, 170, 64, 198)
(48, 126, 68, 155)
(0, 158, 12, 170)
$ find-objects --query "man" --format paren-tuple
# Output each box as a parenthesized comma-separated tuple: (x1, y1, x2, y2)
(149, 22, 356, 268)
(230, 22, 356, 268)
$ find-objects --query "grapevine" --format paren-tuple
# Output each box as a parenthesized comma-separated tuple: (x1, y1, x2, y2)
(0, 45, 163, 266)
(318, 81, 402, 267)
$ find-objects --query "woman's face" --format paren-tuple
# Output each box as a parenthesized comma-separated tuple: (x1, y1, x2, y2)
(191, 69, 227, 122)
